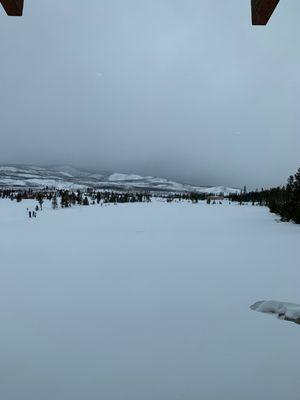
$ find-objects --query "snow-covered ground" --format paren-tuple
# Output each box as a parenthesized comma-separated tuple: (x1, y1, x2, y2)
(0, 199, 299, 400)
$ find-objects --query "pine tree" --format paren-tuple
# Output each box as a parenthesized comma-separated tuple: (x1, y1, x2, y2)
(16, 193, 22, 202)
(37, 192, 44, 210)
(52, 195, 58, 209)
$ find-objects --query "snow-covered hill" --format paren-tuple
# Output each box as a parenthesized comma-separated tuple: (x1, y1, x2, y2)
(0, 165, 240, 195)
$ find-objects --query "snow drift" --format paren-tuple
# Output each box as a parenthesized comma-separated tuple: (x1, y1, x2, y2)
(251, 300, 300, 324)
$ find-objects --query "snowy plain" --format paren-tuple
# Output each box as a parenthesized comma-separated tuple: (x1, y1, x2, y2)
(1, 199, 300, 400)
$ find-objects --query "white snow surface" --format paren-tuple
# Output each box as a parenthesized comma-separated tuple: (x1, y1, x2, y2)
(0, 178, 27, 186)
(108, 172, 144, 181)
(251, 300, 300, 322)
(0, 200, 299, 400)
(25, 178, 86, 190)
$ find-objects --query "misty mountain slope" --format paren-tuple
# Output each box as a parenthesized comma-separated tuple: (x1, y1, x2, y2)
(0, 165, 240, 194)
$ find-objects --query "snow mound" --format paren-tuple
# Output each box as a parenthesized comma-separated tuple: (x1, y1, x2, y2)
(251, 300, 300, 324)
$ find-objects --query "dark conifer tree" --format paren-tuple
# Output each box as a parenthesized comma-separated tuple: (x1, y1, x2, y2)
(52, 195, 58, 209)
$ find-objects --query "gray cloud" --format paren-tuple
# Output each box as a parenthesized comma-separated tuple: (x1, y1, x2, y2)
(0, 0, 299, 189)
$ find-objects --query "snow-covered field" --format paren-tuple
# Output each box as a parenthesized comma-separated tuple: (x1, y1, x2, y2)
(1, 199, 300, 400)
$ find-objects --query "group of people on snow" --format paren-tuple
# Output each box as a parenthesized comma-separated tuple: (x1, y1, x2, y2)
(27, 204, 40, 218)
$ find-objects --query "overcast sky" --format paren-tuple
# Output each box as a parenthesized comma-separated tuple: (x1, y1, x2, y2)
(0, 0, 299, 188)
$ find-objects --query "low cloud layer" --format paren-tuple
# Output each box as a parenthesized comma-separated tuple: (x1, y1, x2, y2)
(0, 0, 299, 189)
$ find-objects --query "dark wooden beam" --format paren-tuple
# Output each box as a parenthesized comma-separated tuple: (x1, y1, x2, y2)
(252, 0, 280, 25)
(0, 0, 24, 16)
(0, 0, 283, 23)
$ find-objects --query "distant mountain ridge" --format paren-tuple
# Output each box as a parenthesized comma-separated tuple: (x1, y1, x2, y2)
(0, 165, 241, 195)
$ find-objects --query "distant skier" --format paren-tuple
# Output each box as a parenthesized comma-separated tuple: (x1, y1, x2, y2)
(29, 211, 32, 218)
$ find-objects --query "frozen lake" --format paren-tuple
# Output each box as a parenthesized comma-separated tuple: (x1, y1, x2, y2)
(1, 199, 300, 400)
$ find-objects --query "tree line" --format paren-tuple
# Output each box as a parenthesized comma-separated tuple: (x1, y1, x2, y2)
(229, 167, 300, 223)
(0, 188, 211, 209)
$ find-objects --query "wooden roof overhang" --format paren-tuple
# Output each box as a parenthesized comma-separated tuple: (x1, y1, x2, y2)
(251, 0, 280, 25)
(0, 0, 24, 16)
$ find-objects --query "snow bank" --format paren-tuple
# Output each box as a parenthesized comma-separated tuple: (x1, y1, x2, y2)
(251, 300, 300, 324)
